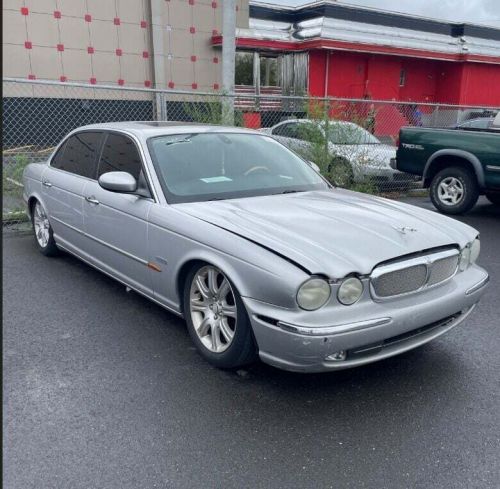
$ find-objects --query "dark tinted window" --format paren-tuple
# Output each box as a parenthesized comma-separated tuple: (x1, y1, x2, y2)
(98, 133, 142, 180)
(50, 143, 67, 169)
(51, 132, 102, 178)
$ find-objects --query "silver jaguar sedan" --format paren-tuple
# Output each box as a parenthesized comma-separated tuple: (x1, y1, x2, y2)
(23, 122, 489, 372)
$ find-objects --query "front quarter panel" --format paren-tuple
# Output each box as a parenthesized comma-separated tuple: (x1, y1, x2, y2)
(147, 204, 308, 314)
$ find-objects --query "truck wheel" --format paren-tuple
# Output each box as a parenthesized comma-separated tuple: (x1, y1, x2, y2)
(485, 192, 500, 206)
(430, 167, 479, 215)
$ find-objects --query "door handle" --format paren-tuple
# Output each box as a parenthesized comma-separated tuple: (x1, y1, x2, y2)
(85, 196, 100, 205)
(42, 180, 52, 187)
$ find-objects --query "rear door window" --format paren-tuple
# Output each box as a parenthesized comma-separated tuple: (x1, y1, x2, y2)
(51, 132, 103, 179)
(98, 133, 143, 180)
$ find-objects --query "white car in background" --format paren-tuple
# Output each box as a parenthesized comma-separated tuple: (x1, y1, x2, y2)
(262, 119, 417, 187)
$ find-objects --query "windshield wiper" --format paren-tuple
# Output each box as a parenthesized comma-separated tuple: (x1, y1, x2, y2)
(276, 189, 304, 194)
(164, 134, 199, 147)
(164, 138, 191, 147)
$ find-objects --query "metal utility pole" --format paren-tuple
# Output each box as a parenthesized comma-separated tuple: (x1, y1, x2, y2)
(150, 0, 167, 120)
(222, 0, 236, 125)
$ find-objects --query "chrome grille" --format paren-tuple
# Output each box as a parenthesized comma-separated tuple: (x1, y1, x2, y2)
(371, 248, 460, 300)
(428, 254, 460, 286)
(374, 264, 428, 297)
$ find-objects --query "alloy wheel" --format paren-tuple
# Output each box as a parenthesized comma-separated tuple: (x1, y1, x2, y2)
(437, 176, 465, 206)
(189, 266, 237, 353)
(33, 202, 50, 248)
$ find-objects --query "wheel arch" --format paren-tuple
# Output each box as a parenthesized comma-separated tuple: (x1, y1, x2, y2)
(329, 154, 352, 166)
(175, 254, 252, 316)
(26, 192, 47, 221)
(27, 196, 37, 217)
(423, 150, 485, 188)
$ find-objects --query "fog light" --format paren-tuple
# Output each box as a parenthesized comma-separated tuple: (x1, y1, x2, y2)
(326, 350, 347, 362)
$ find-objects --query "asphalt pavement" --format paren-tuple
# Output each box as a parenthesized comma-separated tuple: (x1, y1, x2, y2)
(3, 197, 500, 489)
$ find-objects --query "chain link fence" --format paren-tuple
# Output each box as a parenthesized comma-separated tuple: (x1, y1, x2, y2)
(3, 77, 499, 228)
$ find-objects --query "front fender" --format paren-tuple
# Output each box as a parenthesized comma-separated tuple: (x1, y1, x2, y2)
(147, 206, 308, 312)
(172, 246, 305, 310)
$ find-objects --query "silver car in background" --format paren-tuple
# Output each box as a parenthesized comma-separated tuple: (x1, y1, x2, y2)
(261, 119, 417, 187)
(23, 122, 489, 373)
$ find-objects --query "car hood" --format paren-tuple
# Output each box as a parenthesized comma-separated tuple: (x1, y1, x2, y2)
(332, 144, 396, 167)
(176, 190, 477, 278)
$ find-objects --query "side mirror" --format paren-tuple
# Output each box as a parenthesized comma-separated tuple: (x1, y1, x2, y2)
(98, 171, 137, 193)
(308, 160, 321, 173)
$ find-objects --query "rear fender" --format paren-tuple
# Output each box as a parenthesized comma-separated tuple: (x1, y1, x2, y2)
(423, 150, 485, 188)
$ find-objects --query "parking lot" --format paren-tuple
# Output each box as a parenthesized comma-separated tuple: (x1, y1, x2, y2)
(3, 197, 499, 489)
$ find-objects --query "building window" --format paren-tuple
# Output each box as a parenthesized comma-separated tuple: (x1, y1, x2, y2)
(399, 69, 406, 87)
(235, 52, 254, 86)
(234, 51, 307, 98)
(260, 56, 280, 87)
(235, 52, 281, 88)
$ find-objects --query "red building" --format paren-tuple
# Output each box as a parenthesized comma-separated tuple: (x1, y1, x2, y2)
(216, 1, 500, 107)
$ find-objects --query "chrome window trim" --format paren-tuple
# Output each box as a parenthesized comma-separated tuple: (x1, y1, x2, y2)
(370, 248, 460, 301)
(47, 165, 98, 183)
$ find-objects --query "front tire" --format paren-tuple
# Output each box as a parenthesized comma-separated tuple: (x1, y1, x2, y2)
(31, 200, 59, 256)
(183, 264, 257, 369)
(429, 167, 479, 215)
(485, 192, 500, 206)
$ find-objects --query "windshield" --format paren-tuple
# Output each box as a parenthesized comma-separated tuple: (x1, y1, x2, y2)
(147, 133, 329, 203)
(460, 119, 492, 129)
(327, 123, 381, 145)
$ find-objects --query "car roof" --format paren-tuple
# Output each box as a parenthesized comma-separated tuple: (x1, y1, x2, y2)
(462, 117, 494, 123)
(72, 121, 262, 137)
(275, 118, 354, 127)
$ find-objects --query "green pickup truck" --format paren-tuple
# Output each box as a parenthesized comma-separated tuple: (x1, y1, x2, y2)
(393, 113, 500, 214)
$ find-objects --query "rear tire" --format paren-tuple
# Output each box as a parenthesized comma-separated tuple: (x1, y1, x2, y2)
(485, 192, 500, 206)
(429, 167, 479, 215)
(31, 200, 59, 256)
(183, 264, 257, 369)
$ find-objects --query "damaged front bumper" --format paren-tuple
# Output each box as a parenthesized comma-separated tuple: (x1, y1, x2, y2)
(243, 265, 489, 373)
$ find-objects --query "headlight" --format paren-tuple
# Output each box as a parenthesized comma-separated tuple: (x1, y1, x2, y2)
(459, 238, 480, 271)
(470, 238, 480, 264)
(297, 278, 331, 310)
(337, 277, 364, 305)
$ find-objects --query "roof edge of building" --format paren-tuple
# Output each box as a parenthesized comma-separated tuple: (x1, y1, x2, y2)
(249, 0, 500, 42)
